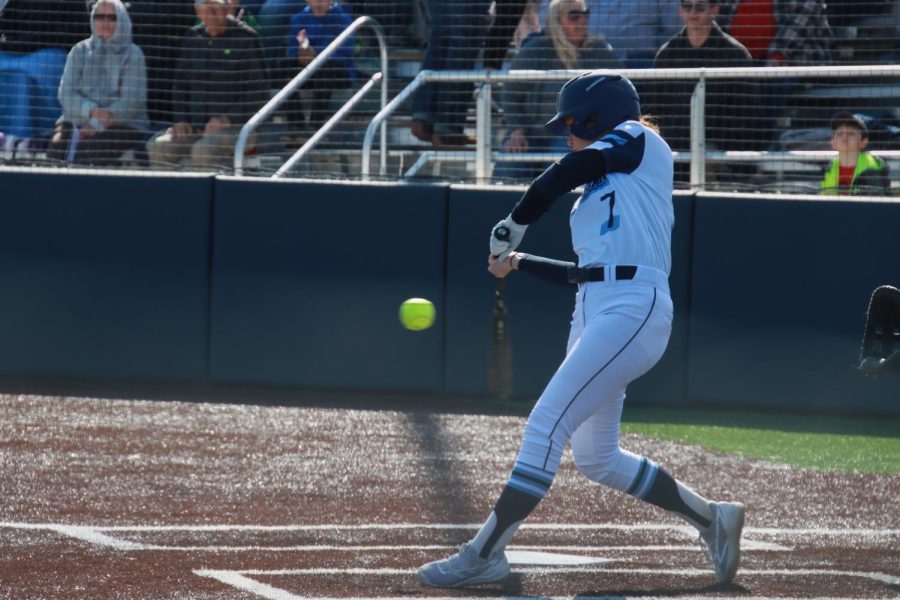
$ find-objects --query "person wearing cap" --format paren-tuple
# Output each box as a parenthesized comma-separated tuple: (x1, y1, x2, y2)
(820, 112, 891, 196)
(146, 0, 269, 169)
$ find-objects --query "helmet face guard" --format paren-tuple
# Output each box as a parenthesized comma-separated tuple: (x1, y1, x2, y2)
(545, 72, 641, 140)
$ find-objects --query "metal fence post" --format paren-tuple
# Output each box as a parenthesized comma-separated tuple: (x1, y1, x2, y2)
(690, 69, 707, 192)
(475, 83, 492, 181)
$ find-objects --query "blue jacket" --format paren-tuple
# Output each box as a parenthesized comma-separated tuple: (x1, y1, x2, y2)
(287, 3, 356, 81)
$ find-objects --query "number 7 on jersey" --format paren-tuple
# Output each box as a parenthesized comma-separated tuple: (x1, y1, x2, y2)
(599, 190, 620, 235)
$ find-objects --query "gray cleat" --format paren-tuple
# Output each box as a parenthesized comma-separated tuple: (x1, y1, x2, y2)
(418, 543, 510, 588)
(699, 501, 746, 584)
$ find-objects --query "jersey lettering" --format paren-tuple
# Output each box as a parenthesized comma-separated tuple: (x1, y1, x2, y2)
(583, 175, 610, 197)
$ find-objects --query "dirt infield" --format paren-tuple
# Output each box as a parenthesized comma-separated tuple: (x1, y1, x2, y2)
(1, 392, 898, 599)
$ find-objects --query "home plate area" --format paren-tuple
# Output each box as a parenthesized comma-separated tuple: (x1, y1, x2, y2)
(5, 521, 899, 599)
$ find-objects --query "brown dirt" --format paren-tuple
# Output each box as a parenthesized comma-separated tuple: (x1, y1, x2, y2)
(1, 392, 898, 599)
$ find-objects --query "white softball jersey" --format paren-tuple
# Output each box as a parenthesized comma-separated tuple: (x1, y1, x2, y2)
(571, 120, 675, 276)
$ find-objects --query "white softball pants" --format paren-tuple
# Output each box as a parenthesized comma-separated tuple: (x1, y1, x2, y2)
(514, 268, 673, 494)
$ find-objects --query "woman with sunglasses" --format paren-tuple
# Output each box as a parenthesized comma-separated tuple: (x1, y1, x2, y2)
(646, 0, 760, 186)
(418, 71, 745, 589)
(495, 0, 621, 181)
(48, 0, 148, 165)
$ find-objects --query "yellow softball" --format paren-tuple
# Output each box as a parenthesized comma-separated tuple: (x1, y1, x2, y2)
(399, 298, 436, 331)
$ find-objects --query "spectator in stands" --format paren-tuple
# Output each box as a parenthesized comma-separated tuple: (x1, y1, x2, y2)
(256, 0, 303, 85)
(409, 0, 492, 147)
(536, 0, 682, 68)
(717, 0, 833, 147)
(715, 0, 832, 65)
(0, 0, 90, 149)
(127, 0, 197, 124)
(47, 0, 148, 165)
(146, 0, 269, 169)
(287, 0, 356, 131)
(483, 0, 533, 70)
(820, 111, 890, 196)
(511, 0, 543, 51)
(228, 0, 261, 30)
(495, 0, 621, 179)
(648, 0, 760, 155)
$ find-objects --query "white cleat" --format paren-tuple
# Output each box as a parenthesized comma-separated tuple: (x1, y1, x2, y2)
(699, 501, 746, 585)
(418, 543, 510, 588)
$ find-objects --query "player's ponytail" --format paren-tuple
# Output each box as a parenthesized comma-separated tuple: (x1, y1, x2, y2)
(639, 115, 660, 134)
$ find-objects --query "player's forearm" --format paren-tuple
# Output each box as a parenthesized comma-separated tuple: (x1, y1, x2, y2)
(514, 253, 576, 287)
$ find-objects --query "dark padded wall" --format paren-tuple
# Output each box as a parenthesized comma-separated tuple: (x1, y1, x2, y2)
(209, 179, 448, 391)
(444, 187, 691, 405)
(688, 196, 900, 414)
(444, 186, 575, 398)
(0, 171, 895, 414)
(0, 171, 212, 381)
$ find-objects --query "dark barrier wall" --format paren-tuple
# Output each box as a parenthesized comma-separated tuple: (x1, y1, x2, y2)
(688, 195, 900, 414)
(0, 171, 896, 414)
(208, 178, 448, 391)
(0, 171, 212, 381)
(443, 187, 693, 406)
(444, 186, 576, 398)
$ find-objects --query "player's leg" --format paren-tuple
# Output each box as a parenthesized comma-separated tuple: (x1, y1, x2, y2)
(417, 292, 587, 588)
(569, 395, 716, 531)
(418, 285, 666, 587)
(569, 315, 744, 585)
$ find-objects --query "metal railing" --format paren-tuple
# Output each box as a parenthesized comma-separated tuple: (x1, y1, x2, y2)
(362, 65, 900, 188)
(234, 16, 388, 177)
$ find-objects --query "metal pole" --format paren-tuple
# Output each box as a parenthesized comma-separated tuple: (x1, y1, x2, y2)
(234, 16, 386, 176)
(274, 73, 382, 178)
(475, 83, 492, 181)
(362, 70, 426, 180)
(690, 70, 706, 192)
(360, 65, 900, 182)
(378, 32, 388, 176)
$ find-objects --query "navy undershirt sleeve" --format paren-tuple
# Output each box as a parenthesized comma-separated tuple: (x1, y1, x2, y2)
(510, 149, 608, 225)
(516, 254, 576, 287)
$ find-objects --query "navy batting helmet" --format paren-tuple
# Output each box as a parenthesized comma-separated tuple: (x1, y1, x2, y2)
(545, 72, 641, 140)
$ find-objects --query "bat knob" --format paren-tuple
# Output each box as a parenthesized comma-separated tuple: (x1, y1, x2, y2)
(494, 225, 510, 241)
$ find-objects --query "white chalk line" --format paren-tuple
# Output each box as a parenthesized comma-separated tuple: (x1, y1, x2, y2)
(0, 522, 787, 552)
(2, 521, 896, 599)
(4, 521, 898, 536)
(39, 541, 783, 553)
(4, 521, 893, 554)
(211, 567, 900, 584)
(48, 525, 146, 551)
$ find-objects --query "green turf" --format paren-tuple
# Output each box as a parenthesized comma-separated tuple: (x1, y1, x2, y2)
(620, 407, 900, 474)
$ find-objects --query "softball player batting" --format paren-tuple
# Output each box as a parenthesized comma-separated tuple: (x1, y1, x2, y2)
(419, 72, 745, 588)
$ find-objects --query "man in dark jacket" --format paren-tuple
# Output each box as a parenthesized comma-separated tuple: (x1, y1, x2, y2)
(147, 0, 269, 169)
(647, 0, 760, 154)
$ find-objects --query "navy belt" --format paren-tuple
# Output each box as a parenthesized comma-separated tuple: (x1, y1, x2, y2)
(567, 265, 638, 284)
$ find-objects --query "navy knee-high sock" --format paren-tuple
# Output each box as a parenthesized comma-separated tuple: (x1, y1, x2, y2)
(638, 465, 712, 530)
(470, 462, 553, 558)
